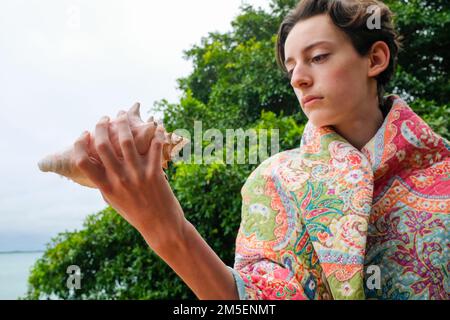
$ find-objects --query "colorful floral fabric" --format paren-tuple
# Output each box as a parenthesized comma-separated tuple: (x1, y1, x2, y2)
(227, 95, 450, 300)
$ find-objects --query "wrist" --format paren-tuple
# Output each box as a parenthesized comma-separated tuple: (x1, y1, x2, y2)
(140, 216, 191, 253)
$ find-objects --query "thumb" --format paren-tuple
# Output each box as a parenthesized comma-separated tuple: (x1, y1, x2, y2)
(74, 131, 106, 188)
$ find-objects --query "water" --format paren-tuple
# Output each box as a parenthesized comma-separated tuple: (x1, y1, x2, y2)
(0, 251, 44, 300)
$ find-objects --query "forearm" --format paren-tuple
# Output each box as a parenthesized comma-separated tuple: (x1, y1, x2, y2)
(142, 219, 240, 300)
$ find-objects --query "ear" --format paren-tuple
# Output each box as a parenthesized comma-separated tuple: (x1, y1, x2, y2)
(367, 41, 390, 78)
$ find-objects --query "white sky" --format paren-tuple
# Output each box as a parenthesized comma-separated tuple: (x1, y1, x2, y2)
(0, 0, 272, 251)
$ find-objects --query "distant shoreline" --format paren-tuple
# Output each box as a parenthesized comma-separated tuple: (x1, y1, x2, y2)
(0, 250, 44, 254)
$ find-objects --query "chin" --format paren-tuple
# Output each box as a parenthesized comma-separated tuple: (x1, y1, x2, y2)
(306, 114, 334, 128)
(303, 103, 336, 128)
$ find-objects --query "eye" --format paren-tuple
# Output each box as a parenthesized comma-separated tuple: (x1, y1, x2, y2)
(286, 53, 329, 79)
(311, 53, 329, 62)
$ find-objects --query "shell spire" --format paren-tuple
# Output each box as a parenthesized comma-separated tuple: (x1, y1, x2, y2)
(38, 103, 189, 188)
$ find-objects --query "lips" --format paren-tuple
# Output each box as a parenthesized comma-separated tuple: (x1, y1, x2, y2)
(302, 95, 323, 107)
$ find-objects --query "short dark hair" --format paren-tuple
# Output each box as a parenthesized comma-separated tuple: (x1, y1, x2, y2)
(275, 0, 402, 104)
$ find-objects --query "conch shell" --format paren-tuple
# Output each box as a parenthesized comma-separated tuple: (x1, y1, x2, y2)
(38, 103, 189, 188)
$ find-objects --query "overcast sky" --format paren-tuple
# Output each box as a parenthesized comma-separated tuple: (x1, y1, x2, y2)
(0, 0, 271, 251)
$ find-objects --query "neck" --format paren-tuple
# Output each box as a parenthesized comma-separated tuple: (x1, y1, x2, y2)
(333, 98, 385, 151)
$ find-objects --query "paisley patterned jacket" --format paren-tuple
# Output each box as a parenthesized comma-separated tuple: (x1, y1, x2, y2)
(227, 95, 450, 300)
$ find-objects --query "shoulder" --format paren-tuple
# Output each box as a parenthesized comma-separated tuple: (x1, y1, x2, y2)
(246, 148, 300, 182)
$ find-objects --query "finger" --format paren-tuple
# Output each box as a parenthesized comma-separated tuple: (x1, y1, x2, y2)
(134, 122, 157, 154)
(109, 112, 125, 160)
(116, 113, 141, 174)
(95, 116, 123, 176)
(73, 131, 108, 189)
(146, 125, 165, 178)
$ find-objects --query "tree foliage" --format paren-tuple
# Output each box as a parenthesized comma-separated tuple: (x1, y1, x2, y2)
(26, 0, 449, 299)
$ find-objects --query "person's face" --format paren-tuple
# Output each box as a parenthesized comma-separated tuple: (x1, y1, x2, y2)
(284, 14, 373, 128)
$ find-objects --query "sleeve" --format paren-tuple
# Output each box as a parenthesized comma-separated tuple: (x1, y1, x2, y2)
(226, 152, 308, 300)
(227, 266, 248, 300)
(226, 258, 307, 300)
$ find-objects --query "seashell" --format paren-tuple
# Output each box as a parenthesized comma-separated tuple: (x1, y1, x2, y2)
(38, 103, 189, 188)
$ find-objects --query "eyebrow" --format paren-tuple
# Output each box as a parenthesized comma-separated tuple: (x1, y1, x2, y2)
(284, 40, 333, 66)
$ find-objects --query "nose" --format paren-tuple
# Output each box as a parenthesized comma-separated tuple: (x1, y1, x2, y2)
(290, 64, 313, 89)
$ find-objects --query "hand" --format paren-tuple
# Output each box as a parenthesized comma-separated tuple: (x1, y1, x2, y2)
(73, 111, 187, 249)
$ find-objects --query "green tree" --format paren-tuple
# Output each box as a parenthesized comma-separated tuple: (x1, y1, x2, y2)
(26, 0, 449, 299)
